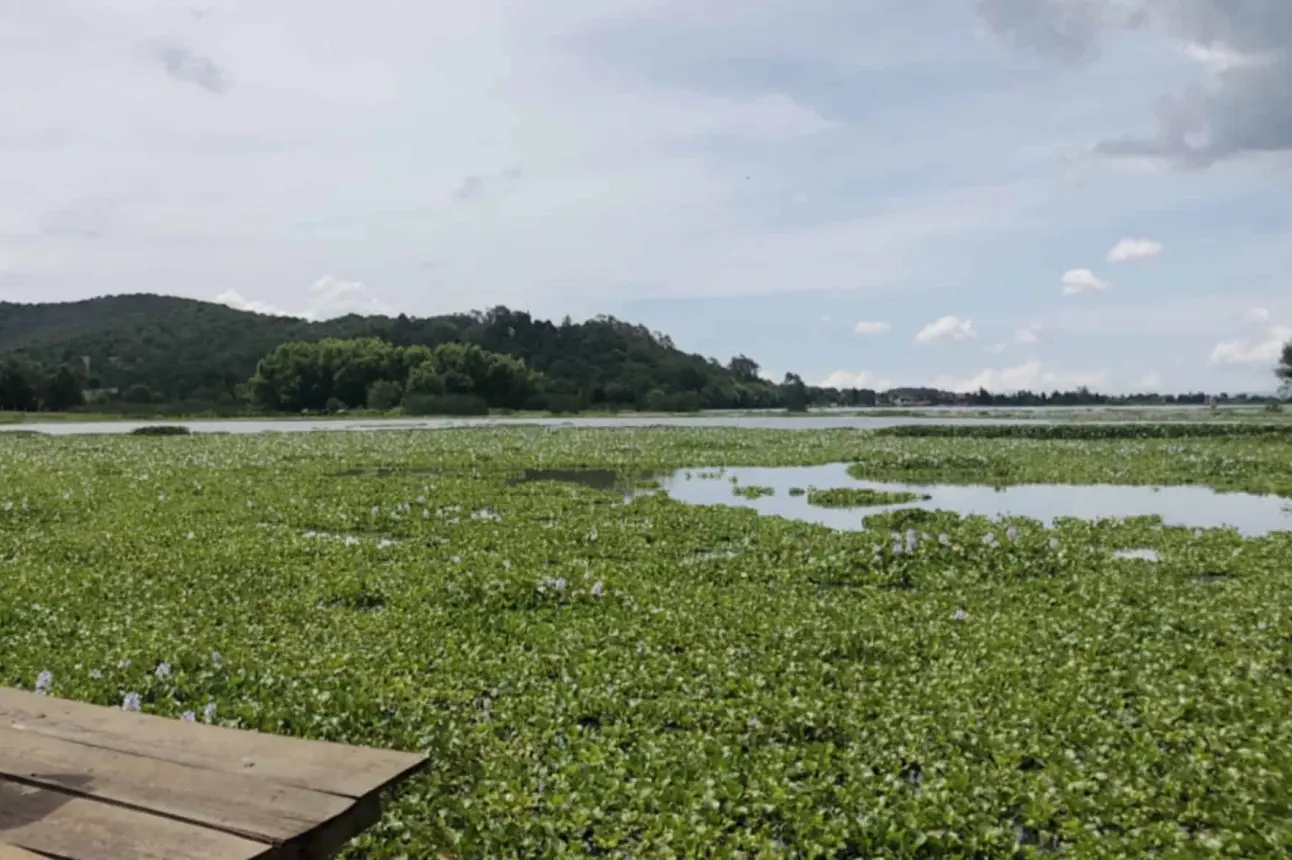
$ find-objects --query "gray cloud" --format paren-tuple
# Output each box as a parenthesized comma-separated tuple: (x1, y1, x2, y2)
(38, 197, 119, 239)
(155, 42, 228, 94)
(977, 0, 1292, 167)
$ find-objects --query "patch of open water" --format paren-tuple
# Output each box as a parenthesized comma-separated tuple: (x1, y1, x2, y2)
(650, 464, 1292, 537)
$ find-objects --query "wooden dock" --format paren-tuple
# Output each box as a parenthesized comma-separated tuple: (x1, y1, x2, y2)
(0, 688, 428, 859)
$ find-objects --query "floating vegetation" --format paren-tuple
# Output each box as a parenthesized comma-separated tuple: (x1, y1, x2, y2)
(1, 425, 1291, 855)
(805, 486, 928, 508)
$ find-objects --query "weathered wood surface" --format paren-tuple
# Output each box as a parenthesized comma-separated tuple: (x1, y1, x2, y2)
(0, 841, 52, 860)
(0, 688, 428, 860)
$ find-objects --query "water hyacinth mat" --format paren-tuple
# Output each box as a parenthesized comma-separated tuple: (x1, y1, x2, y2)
(3, 425, 1292, 857)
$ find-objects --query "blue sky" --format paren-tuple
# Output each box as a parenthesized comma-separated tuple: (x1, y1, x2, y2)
(0, 0, 1289, 393)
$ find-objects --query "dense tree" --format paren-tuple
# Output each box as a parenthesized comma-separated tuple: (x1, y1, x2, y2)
(38, 365, 85, 411)
(249, 338, 542, 413)
(0, 359, 38, 411)
(1, 296, 783, 411)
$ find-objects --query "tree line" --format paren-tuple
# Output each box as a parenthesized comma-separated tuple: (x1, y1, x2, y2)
(249, 338, 543, 414)
(2, 293, 1291, 414)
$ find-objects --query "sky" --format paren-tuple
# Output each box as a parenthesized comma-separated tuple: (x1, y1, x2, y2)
(0, 0, 1289, 395)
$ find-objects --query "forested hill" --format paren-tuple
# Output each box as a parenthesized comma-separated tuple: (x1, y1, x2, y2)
(0, 294, 782, 410)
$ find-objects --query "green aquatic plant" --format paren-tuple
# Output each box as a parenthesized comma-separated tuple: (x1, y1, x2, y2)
(1, 425, 1291, 856)
(805, 487, 928, 508)
(732, 484, 774, 499)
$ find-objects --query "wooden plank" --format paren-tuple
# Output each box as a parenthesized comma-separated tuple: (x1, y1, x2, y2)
(0, 843, 48, 860)
(0, 776, 274, 860)
(0, 725, 351, 846)
(0, 689, 427, 799)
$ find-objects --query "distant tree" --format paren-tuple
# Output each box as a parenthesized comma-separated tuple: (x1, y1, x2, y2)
(123, 384, 155, 404)
(366, 380, 404, 411)
(728, 355, 760, 382)
(781, 372, 808, 413)
(0, 359, 37, 411)
(38, 365, 85, 411)
(1278, 340, 1292, 397)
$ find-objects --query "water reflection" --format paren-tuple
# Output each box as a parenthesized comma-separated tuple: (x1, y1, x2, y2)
(653, 464, 1292, 537)
(507, 468, 654, 495)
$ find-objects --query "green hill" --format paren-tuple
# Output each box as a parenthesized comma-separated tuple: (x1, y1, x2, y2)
(0, 294, 781, 411)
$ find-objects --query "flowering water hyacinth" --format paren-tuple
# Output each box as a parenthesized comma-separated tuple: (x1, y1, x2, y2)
(155, 661, 171, 680)
(33, 669, 51, 695)
(4, 423, 1292, 856)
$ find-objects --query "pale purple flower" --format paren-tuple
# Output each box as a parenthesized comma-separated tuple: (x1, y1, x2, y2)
(1049, 537, 1060, 550)
(938, 532, 951, 547)
(34, 670, 52, 695)
(155, 661, 172, 681)
(89, 668, 102, 679)
(202, 702, 217, 723)
(122, 691, 142, 712)
(117, 658, 132, 669)
(590, 581, 604, 597)
(211, 651, 224, 668)
(1006, 526, 1018, 543)
(953, 607, 967, 622)
(180, 711, 196, 723)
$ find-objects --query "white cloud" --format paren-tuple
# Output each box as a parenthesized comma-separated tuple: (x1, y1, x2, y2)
(934, 360, 1106, 394)
(216, 275, 391, 321)
(1246, 308, 1270, 324)
(0, 0, 1048, 316)
(1209, 325, 1292, 366)
(819, 370, 892, 390)
(986, 324, 1040, 353)
(820, 314, 832, 323)
(914, 315, 977, 345)
(1106, 238, 1163, 263)
(215, 290, 289, 317)
(1140, 371, 1162, 389)
(853, 320, 891, 336)
(1061, 268, 1110, 294)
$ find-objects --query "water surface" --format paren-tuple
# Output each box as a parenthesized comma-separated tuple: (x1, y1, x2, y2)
(0, 414, 1048, 435)
(654, 464, 1292, 536)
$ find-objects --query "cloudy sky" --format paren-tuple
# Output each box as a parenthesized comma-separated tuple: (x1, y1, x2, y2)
(1, 0, 1289, 394)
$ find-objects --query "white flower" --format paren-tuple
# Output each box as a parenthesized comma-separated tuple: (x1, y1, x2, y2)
(34, 670, 52, 695)
(953, 607, 967, 622)
(202, 702, 217, 723)
(122, 691, 142, 712)
(155, 661, 172, 680)
(590, 581, 604, 597)
(180, 711, 196, 723)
